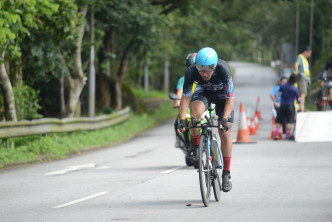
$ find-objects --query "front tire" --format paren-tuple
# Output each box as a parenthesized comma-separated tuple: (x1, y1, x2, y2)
(212, 174, 221, 202)
(211, 137, 221, 202)
(198, 134, 211, 207)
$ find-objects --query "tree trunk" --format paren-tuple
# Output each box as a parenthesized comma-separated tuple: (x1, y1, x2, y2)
(60, 75, 66, 117)
(114, 37, 135, 110)
(0, 52, 17, 122)
(114, 80, 122, 110)
(97, 73, 111, 108)
(96, 28, 113, 109)
(137, 58, 144, 87)
(65, 5, 88, 117)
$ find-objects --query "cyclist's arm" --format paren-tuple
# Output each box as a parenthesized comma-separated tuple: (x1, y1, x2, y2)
(179, 68, 194, 119)
(179, 96, 190, 120)
(223, 71, 234, 120)
(174, 89, 183, 107)
(176, 89, 183, 100)
(323, 60, 332, 79)
(223, 98, 234, 120)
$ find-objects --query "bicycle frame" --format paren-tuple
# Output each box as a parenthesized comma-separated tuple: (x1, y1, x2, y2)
(190, 105, 224, 171)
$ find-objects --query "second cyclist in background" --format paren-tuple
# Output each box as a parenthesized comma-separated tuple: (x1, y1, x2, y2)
(174, 53, 197, 148)
(320, 59, 332, 109)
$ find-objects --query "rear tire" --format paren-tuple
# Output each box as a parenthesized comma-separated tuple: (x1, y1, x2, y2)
(198, 134, 211, 207)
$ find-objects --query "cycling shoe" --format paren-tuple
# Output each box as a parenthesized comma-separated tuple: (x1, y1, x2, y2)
(222, 171, 232, 192)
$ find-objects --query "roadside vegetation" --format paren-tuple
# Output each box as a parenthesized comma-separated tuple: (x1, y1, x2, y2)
(0, 102, 178, 168)
(0, 1, 331, 165)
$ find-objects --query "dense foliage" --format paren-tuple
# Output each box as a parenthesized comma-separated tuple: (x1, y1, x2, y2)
(0, 0, 331, 120)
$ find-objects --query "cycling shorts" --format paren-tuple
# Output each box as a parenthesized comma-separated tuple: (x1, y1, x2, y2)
(276, 104, 295, 124)
(190, 90, 234, 123)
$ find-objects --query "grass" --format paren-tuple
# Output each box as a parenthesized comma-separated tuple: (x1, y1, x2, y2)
(0, 103, 178, 168)
(132, 87, 168, 99)
(230, 66, 235, 77)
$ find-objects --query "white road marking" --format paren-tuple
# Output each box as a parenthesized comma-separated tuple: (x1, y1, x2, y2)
(45, 163, 96, 176)
(51, 192, 109, 209)
(162, 166, 184, 174)
(95, 166, 111, 170)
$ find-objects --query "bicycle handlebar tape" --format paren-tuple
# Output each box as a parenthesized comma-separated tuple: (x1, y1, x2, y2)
(255, 96, 262, 120)
(235, 102, 251, 143)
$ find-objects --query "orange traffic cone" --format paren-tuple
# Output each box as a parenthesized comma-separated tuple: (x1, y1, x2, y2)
(254, 114, 259, 129)
(250, 118, 257, 135)
(270, 116, 277, 139)
(236, 102, 251, 143)
(247, 116, 251, 132)
(255, 96, 262, 120)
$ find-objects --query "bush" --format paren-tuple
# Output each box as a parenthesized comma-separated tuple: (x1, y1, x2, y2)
(14, 85, 43, 120)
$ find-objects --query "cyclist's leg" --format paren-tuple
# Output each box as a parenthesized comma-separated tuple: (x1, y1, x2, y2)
(174, 115, 182, 148)
(189, 90, 209, 146)
(328, 81, 332, 107)
(212, 97, 234, 157)
(214, 98, 234, 192)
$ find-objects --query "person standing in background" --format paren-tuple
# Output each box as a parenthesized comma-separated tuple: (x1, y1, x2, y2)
(270, 77, 287, 133)
(274, 74, 300, 140)
(270, 77, 287, 117)
(294, 46, 312, 112)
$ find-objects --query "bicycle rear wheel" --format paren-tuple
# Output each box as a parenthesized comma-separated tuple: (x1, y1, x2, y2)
(198, 134, 211, 207)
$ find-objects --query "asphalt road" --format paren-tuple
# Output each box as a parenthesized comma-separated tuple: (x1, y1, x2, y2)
(0, 62, 331, 222)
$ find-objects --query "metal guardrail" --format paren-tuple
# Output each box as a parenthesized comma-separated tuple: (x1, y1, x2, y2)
(0, 107, 131, 141)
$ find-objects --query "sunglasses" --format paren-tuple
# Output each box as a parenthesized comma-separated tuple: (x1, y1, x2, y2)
(196, 64, 215, 72)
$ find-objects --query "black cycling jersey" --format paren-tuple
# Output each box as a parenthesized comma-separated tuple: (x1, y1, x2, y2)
(182, 59, 234, 99)
(323, 59, 332, 80)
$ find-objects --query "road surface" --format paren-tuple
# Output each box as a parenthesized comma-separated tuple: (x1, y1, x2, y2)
(0, 62, 331, 222)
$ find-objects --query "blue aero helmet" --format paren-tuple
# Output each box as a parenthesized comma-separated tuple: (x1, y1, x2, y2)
(195, 47, 218, 72)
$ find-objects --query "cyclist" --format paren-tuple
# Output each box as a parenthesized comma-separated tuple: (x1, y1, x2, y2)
(174, 53, 197, 148)
(177, 47, 234, 192)
(174, 53, 197, 108)
(320, 59, 332, 109)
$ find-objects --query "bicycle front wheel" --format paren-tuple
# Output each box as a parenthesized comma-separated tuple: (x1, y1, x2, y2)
(198, 134, 211, 207)
(211, 136, 221, 202)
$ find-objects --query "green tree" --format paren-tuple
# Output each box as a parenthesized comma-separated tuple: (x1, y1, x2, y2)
(0, 0, 58, 121)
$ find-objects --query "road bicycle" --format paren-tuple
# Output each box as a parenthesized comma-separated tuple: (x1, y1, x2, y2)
(316, 78, 331, 111)
(184, 103, 224, 207)
(169, 93, 216, 168)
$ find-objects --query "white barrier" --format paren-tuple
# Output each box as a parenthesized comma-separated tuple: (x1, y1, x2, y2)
(295, 112, 332, 142)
